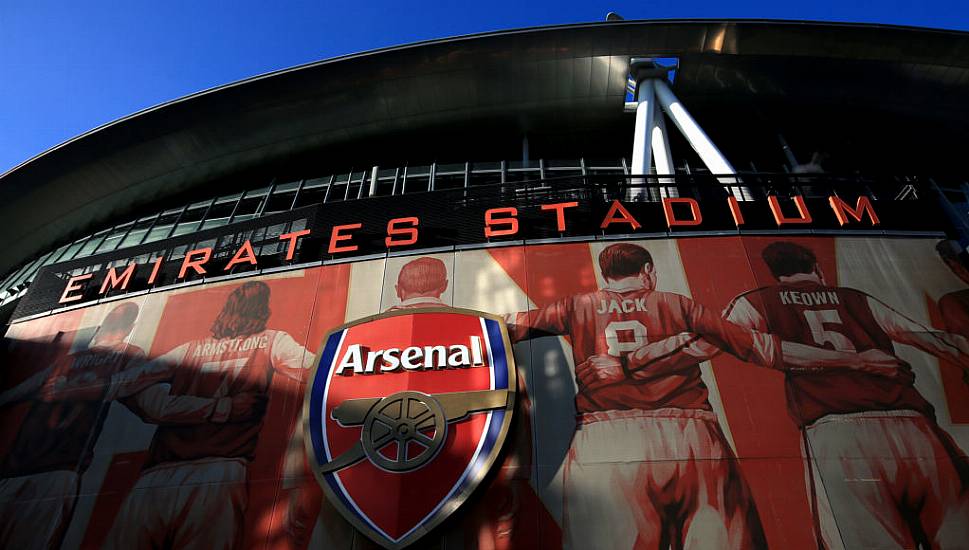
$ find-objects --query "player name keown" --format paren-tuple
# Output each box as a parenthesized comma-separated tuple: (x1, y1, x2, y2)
(335, 336, 486, 375)
(778, 290, 840, 306)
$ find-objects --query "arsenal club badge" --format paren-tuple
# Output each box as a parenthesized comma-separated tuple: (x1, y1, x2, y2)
(304, 308, 517, 549)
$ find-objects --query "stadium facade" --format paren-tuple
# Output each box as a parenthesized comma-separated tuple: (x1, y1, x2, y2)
(2, 19, 969, 549)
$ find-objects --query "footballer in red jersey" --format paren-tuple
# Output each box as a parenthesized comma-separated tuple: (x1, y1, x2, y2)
(391, 257, 535, 550)
(0, 302, 144, 550)
(503, 243, 901, 550)
(101, 282, 314, 550)
(628, 241, 969, 549)
(386, 256, 451, 311)
(282, 256, 543, 549)
(937, 239, 969, 340)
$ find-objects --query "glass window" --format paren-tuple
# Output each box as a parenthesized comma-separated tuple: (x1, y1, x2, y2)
(469, 162, 502, 187)
(230, 191, 266, 223)
(326, 173, 350, 203)
(0, 268, 22, 293)
(117, 215, 161, 250)
(56, 239, 89, 262)
(433, 163, 465, 191)
(118, 229, 148, 249)
(345, 171, 368, 200)
(264, 181, 301, 213)
(142, 208, 186, 244)
(75, 231, 111, 258)
(505, 168, 540, 185)
(95, 223, 134, 254)
(302, 177, 328, 190)
(1, 263, 31, 294)
(215, 192, 243, 204)
(507, 160, 538, 170)
(7, 253, 50, 292)
(41, 243, 72, 266)
(402, 166, 430, 193)
(201, 200, 238, 230)
(274, 180, 302, 193)
(293, 185, 325, 208)
(171, 205, 209, 237)
(144, 224, 174, 244)
(373, 168, 399, 196)
(545, 159, 583, 180)
(585, 158, 624, 175)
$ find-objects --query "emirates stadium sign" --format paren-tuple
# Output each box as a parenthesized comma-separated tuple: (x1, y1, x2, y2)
(52, 196, 882, 306)
(304, 308, 517, 549)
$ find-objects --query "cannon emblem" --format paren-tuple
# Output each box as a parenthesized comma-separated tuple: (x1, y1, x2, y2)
(320, 389, 510, 473)
(305, 308, 516, 549)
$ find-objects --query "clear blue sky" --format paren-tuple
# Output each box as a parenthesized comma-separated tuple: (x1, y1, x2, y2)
(1, 0, 967, 174)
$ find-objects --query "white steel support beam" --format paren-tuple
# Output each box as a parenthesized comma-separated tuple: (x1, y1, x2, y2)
(653, 79, 736, 184)
(649, 100, 675, 199)
(629, 81, 655, 200)
(650, 101, 674, 177)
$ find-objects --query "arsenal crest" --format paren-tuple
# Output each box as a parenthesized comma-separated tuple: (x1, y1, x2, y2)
(304, 308, 517, 549)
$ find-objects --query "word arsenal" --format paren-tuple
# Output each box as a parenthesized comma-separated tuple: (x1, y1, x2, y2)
(58, 196, 878, 304)
(334, 336, 486, 375)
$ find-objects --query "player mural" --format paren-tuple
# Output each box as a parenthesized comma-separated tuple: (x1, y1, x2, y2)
(501, 242, 910, 550)
(97, 281, 315, 549)
(387, 256, 545, 550)
(1, 236, 969, 549)
(618, 240, 969, 549)
(0, 302, 143, 550)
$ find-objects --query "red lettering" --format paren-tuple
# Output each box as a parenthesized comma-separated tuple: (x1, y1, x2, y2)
(59, 273, 93, 304)
(541, 202, 579, 232)
(279, 229, 311, 261)
(768, 195, 813, 226)
(484, 207, 519, 238)
(662, 198, 703, 227)
(386, 217, 419, 247)
(599, 200, 642, 230)
(224, 240, 258, 271)
(99, 264, 136, 294)
(147, 256, 163, 285)
(178, 248, 212, 279)
(329, 224, 361, 254)
(727, 196, 745, 227)
(828, 195, 880, 226)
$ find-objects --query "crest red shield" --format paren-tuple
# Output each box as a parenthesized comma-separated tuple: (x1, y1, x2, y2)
(304, 308, 516, 549)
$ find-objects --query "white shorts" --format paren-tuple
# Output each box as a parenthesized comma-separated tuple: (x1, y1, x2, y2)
(806, 410, 969, 550)
(563, 408, 765, 550)
(0, 470, 77, 550)
(103, 458, 248, 550)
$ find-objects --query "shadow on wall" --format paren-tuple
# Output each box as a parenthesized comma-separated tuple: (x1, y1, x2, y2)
(0, 306, 551, 550)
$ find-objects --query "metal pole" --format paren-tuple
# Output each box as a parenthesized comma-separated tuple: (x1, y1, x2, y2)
(650, 100, 675, 198)
(369, 166, 380, 197)
(650, 101, 674, 176)
(653, 79, 736, 182)
(629, 80, 655, 201)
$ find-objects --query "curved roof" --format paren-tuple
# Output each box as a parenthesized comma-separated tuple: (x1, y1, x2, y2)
(3, 19, 969, 274)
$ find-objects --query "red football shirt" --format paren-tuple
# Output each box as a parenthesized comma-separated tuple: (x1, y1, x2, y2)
(507, 278, 778, 414)
(2, 341, 145, 477)
(729, 277, 935, 425)
(111, 329, 310, 468)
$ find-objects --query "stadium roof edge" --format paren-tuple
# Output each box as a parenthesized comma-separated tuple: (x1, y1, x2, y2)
(4, 18, 967, 182)
(2, 19, 968, 276)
